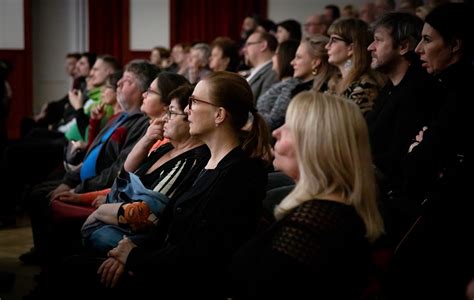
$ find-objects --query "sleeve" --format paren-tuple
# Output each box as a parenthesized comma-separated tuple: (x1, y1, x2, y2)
(260, 83, 294, 131)
(126, 162, 266, 280)
(74, 108, 90, 138)
(348, 81, 379, 116)
(74, 116, 148, 193)
(78, 188, 111, 205)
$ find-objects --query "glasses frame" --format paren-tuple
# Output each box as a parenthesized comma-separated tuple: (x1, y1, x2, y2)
(166, 109, 187, 119)
(245, 41, 263, 47)
(327, 36, 348, 46)
(188, 95, 220, 110)
(146, 87, 161, 96)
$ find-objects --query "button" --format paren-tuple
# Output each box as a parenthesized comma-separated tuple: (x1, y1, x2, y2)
(176, 207, 183, 213)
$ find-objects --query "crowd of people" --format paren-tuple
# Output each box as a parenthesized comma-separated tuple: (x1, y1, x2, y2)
(0, 1, 472, 299)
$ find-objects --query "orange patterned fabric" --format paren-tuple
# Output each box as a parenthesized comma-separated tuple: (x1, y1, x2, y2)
(118, 201, 154, 232)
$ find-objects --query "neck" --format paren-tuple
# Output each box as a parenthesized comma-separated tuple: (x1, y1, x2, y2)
(338, 64, 350, 79)
(387, 58, 410, 86)
(170, 136, 203, 153)
(253, 56, 271, 68)
(113, 102, 122, 114)
(201, 127, 240, 169)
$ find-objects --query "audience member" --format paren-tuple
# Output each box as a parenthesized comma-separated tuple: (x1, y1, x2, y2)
(231, 91, 384, 299)
(275, 19, 302, 44)
(209, 37, 239, 72)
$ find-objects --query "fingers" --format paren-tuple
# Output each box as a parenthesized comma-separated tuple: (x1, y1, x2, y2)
(111, 265, 124, 288)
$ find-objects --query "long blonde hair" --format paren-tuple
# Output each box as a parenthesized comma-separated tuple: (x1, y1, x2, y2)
(274, 91, 384, 242)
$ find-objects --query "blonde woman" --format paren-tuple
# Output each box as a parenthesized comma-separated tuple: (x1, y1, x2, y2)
(232, 91, 384, 299)
(325, 18, 385, 115)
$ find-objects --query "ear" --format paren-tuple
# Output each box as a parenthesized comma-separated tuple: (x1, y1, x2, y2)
(399, 39, 410, 56)
(214, 107, 227, 126)
(312, 57, 322, 69)
(451, 38, 462, 54)
(347, 43, 354, 58)
(259, 40, 268, 52)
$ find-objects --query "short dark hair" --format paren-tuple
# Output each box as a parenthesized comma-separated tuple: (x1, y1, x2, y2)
(325, 4, 341, 20)
(156, 72, 190, 106)
(258, 31, 278, 52)
(168, 84, 194, 112)
(211, 37, 240, 72)
(124, 59, 160, 92)
(372, 12, 423, 60)
(277, 19, 302, 42)
(98, 55, 121, 72)
(425, 2, 472, 60)
(66, 53, 81, 60)
(81, 52, 97, 69)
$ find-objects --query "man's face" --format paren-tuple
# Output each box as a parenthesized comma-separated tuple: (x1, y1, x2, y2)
(117, 71, 142, 112)
(65, 57, 78, 77)
(89, 59, 112, 87)
(75, 57, 90, 77)
(368, 27, 398, 71)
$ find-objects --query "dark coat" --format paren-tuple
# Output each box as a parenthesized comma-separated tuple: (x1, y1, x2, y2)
(126, 147, 267, 298)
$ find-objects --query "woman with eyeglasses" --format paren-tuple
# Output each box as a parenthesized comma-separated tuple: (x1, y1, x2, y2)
(50, 73, 209, 254)
(68, 71, 271, 299)
(325, 18, 385, 115)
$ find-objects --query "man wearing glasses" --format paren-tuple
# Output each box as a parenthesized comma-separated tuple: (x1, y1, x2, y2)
(243, 31, 278, 103)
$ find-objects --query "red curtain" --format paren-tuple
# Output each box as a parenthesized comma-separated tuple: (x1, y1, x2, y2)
(88, 0, 129, 66)
(170, 0, 267, 46)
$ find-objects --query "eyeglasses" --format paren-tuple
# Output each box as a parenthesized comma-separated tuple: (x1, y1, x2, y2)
(327, 36, 348, 46)
(166, 109, 187, 119)
(188, 95, 220, 110)
(245, 41, 262, 47)
(146, 88, 161, 96)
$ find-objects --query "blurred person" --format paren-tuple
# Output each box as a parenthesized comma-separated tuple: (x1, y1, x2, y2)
(275, 19, 302, 44)
(209, 37, 239, 72)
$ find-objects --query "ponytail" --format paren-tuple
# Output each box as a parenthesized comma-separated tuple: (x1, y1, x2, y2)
(242, 110, 272, 161)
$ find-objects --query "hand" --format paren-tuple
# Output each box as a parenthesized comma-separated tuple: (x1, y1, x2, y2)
(108, 236, 137, 265)
(408, 126, 428, 153)
(92, 195, 107, 208)
(68, 89, 83, 110)
(49, 184, 72, 202)
(54, 191, 81, 204)
(91, 102, 105, 120)
(143, 118, 164, 145)
(97, 257, 125, 288)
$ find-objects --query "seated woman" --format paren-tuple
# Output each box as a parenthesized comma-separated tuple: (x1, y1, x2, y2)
(257, 35, 337, 132)
(325, 18, 385, 115)
(231, 91, 384, 299)
(35, 72, 272, 299)
(81, 84, 210, 254)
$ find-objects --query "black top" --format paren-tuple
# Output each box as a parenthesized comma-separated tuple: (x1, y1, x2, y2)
(230, 199, 370, 299)
(125, 146, 268, 298)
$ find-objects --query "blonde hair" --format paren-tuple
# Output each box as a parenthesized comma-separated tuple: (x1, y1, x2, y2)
(274, 91, 384, 242)
(301, 35, 338, 91)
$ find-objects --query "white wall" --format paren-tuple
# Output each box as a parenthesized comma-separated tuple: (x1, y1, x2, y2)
(269, 0, 367, 24)
(130, 0, 169, 50)
(0, 0, 24, 49)
(32, 0, 87, 113)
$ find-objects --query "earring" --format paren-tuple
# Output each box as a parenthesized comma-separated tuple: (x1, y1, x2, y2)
(312, 67, 318, 76)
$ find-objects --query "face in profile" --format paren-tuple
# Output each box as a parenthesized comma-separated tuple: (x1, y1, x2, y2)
(272, 124, 299, 181)
(140, 78, 166, 119)
(415, 23, 453, 75)
(368, 26, 398, 71)
(163, 98, 189, 141)
(184, 80, 219, 137)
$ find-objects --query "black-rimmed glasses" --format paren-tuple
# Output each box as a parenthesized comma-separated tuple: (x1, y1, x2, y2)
(188, 95, 220, 110)
(327, 36, 348, 46)
(146, 88, 161, 96)
(166, 109, 187, 119)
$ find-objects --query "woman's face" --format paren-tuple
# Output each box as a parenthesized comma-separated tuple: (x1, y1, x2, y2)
(276, 26, 290, 44)
(272, 124, 299, 181)
(140, 78, 167, 119)
(101, 82, 117, 105)
(209, 46, 228, 72)
(415, 23, 453, 75)
(184, 80, 219, 137)
(163, 98, 189, 141)
(291, 43, 314, 81)
(326, 35, 352, 67)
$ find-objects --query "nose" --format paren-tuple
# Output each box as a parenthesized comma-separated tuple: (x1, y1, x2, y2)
(367, 41, 375, 51)
(414, 40, 423, 54)
(272, 126, 281, 139)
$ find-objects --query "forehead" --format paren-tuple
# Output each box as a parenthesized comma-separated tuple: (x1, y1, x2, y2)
(170, 98, 181, 109)
(193, 80, 210, 96)
(248, 32, 261, 42)
(374, 26, 392, 37)
(122, 71, 138, 82)
(78, 57, 89, 64)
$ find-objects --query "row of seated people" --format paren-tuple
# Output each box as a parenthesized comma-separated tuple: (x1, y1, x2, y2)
(1, 2, 472, 298)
